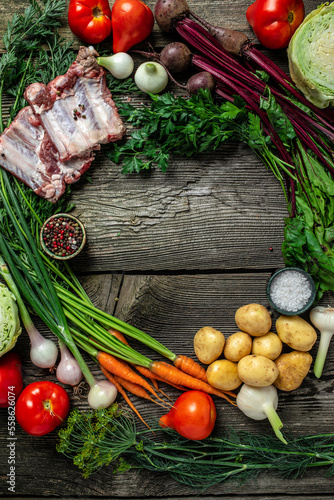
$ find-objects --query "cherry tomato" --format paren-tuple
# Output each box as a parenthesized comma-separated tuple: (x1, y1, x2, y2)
(68, 0, 112, 45)
(0, 352, 23, 408)
(159, 390, 216, 440)
(15, 381, 70, 436)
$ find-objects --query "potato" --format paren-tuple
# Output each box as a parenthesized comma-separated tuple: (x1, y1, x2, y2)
(237, 354, 279, 387)
(276, 315, 317, 351)
(274, 351, 313, 391)
(224, 331, 252, 362)
(235, 303, 272, 336)
(251, 332, 282, 360)
(207, 359, 242, 391)
(193, 327, 225, 364)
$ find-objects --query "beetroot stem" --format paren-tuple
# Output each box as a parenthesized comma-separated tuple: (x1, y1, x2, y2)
(245, 47, 334, 126)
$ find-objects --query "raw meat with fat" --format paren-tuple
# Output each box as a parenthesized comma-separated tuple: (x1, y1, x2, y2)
(24, 46, 126, 161)
(0, 46, 126, 202)
(0, 107, 94, 202)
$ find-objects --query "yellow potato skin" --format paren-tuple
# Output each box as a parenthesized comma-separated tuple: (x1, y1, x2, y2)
(224, 331, 252, 362)
(207, 359, 242, 391)
(276, 315, 317, 351)
(274, 351, 313, 391)
(252, 332, 283, 360)
(235, 303, 272, 337)
(194, 326, 225, 364)
(237, 354, 279, 387)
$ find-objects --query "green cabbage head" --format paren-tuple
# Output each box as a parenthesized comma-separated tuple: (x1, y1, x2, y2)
(288, 2, 334, 108)
(0, 283, 21, 357)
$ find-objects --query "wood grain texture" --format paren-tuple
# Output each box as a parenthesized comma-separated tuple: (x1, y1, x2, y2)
(0, 0, 333, 498)
(1, 274, 333, 498)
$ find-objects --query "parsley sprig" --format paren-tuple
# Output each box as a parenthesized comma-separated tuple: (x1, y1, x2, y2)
(107, 91, 290, 200)
(107, 92, 246, 174)
(107, 89, 334, 299)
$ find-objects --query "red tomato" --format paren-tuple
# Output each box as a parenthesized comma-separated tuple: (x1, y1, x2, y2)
(68, 0, 112, 44)
(15, 381, 70, 436)
(159, 390, 216, 440)
(0, 352, 23, 408)
(111, 0, 154, 53)
(246, 0, 305, 49)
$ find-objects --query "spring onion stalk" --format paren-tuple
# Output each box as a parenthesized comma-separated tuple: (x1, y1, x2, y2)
(54, 283, 177, 361)
(310, 306, 334, 378)
(97, 53, 134, 79)
(0, 255, 58, 368)
(56, 340, 83, 386)
(0, 172, 108, 406)
(236, 384, 287, 445)
(65, 308, 153, 367)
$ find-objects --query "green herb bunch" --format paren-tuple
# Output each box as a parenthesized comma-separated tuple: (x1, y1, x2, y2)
(0, 0, 75, 245)
(107, 89, 334, 298)
(57, 405, 334, 490)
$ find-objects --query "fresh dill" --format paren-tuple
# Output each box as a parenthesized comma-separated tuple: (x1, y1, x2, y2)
(57, 405, 334, 490)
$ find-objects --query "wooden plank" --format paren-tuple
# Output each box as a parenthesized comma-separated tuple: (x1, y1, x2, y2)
(1, 273, 333, 498)
(69, 147, 288, 273)
(0, 0, 319, 51)
(0, 0, 317, 275)
(0, 1, 333, 499)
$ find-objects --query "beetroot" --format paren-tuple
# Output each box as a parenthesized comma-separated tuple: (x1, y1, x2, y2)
(190, 11, 248, 56)
(154, 0, 190, 32)
(160, 42, 192, 73)
(187, 71, 215, 95)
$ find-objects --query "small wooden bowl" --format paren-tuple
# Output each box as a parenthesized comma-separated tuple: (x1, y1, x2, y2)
(40, 213, 86, 261)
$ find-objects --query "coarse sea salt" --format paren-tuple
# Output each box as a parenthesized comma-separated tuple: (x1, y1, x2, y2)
(269, 270, 312, 312)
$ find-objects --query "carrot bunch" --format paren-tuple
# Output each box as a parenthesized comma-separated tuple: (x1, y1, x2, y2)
(71, 319, 236, 425)
(93, 329, 236, 425)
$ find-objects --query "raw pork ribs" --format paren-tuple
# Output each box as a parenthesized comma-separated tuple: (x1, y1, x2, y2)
(0, 46, 126, 202)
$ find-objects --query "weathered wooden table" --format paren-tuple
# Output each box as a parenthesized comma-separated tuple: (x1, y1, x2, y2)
(0, 0, 333, 498)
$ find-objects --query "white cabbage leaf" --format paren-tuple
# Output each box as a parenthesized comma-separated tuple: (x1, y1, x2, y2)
(0, 283, 22, 356)
(288, 2, 334, 109)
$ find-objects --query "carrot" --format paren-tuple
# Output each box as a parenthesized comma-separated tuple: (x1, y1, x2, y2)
(113, 374, 159, 403)
(108, 328, 161, 391)
(108, 328, 207, 383)
(150, 361, 237, 405)
(96, 350, 165, 402)
(134, 365, 186, 391)
(108, 328, 129, 345)
(173, 354, 207, 382)
(100, 366, 151, 430)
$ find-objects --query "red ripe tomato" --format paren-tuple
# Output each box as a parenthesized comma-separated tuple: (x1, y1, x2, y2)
(0, 352, 23, 408)
(246, 0, 305, 50)
(159, 390, 216, 440)
(15, 381, 70, 436)
(68, 0, 112, 44)
(111, 0, 154, 53)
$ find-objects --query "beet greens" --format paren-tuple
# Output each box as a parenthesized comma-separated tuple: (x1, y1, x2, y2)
(146, 0, 334, 298)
